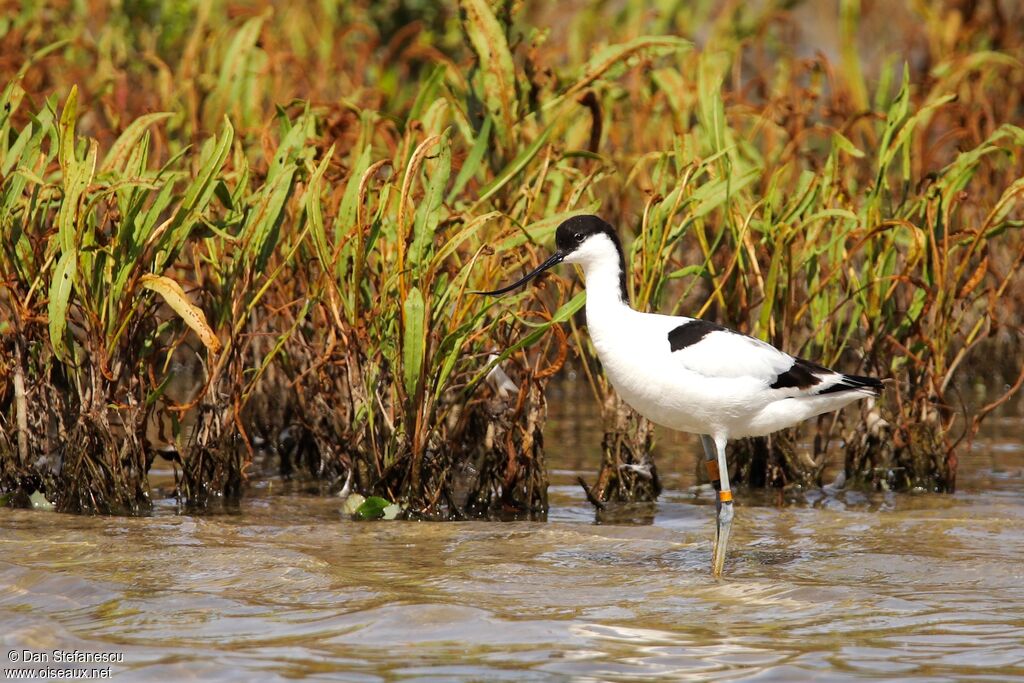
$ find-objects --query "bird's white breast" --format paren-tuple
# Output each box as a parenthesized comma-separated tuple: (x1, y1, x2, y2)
(585, 298, 726, 434)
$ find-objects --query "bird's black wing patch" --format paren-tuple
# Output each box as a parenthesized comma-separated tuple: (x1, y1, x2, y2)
(770, 357, 829, 390)
(668, 320, 729, 352)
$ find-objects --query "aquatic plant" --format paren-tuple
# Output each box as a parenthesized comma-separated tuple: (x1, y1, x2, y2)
(1, 0, 1022, 514)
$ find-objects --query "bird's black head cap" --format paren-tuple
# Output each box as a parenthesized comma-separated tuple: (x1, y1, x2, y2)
(555, 215, 623, 256)
(555, 214, 629, 303)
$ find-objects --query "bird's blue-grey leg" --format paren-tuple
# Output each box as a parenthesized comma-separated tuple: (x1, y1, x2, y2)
(710, 435, 734, 576)
(701, 434, 732, 574)
(700, 435, 721, 514)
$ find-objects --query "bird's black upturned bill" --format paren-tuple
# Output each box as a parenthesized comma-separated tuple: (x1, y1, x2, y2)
(473, 251, 565, 296)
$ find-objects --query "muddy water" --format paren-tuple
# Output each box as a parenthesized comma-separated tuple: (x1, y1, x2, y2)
(2, 391, 1023, 681)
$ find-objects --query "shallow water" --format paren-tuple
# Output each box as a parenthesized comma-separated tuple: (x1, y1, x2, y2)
(2, 393, 1023, 681)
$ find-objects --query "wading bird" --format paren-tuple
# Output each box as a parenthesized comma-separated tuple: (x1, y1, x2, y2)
(477, 215, 882, 575)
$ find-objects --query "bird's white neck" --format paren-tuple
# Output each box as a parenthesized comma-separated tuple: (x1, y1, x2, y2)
(561, 233, 631, 309)
(572, 241, 634, 371)
(562, 231, 632, 322)
(579, 255, 630, 312)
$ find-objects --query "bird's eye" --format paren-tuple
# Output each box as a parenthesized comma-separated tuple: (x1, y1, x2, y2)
(573, 232, 583, 243)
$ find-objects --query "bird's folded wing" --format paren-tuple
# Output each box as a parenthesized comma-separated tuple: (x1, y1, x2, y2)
(662, 317, 879, 397)
(669, 324, 796, 384)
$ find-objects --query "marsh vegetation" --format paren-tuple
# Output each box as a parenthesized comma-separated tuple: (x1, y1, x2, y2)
(1, 0, 1022, 515)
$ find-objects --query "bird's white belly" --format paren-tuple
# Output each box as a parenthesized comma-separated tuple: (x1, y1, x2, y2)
(603, 357, 747, 434)
(591, 322, 750, 436)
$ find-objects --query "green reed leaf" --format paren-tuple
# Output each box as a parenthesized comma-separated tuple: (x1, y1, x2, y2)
(306, 147, 335, 269)
(101, 112, 172, 173)
(460, 0, 518, 147)
(410, 131, 451, 271)
(403, 287, 426, 399)
(47, 249, 77, 362)
(448, 116, 492, 203)
(475, 121, 554, 205)
(57, 85, 77, 171)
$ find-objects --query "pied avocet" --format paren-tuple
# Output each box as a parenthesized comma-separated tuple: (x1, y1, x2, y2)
(478, 215, 882, 575)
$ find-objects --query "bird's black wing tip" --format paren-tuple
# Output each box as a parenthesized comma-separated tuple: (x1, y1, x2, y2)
(817, 373, 884, 396)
